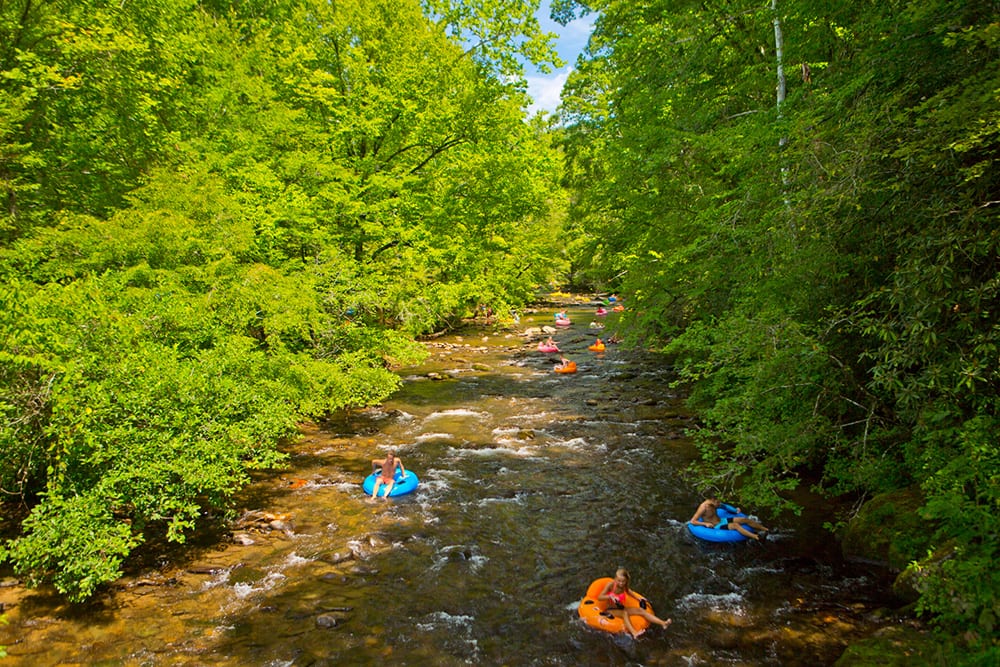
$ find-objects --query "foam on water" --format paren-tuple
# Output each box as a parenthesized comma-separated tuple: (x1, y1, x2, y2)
(424, 408, 490, 421)
(447, 444, 541, 459)
(415, 431, 456, 443)
(477, 494, 525, 506)
(232, 571, 287, 599)
(414, 611, 480, 660)
(676, 591, 747, 614)
(741, 564, 784, 575)
(202, 567, 231, 591)
(506, 410, 559, 424)
(550, 436, 598, 452)
(283, 552, 312, 567)
(493, 436, 533, 449)
(333, 481, 361, 494)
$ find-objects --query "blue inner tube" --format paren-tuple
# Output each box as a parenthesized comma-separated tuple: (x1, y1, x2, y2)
(687, 504, 755, 543)
(362, 470, 419, 497)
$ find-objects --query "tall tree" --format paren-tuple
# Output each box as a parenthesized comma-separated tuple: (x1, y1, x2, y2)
(559, 0, 1000, 648)
(0, 0, 568, 600)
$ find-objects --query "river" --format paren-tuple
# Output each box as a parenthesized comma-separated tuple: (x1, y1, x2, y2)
(0, 299, 898, 666)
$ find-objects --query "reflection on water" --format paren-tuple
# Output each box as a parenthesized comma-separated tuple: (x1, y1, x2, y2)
(0, 303, 896, 665)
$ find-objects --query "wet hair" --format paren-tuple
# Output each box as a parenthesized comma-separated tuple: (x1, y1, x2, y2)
(615, 567, 631, 590)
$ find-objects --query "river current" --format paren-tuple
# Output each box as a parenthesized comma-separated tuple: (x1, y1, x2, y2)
(0, 300, 898, 666)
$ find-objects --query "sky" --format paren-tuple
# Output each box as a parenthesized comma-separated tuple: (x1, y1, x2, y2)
(524, 1, 596, 116)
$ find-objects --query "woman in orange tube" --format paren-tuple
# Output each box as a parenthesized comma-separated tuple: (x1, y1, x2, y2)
(597, 568, 672, 639)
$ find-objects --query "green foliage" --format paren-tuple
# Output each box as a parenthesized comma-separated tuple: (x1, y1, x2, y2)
(3, 493, 141, 602)
(1, 0, 565, 600)
(561, 0, 1000, 651)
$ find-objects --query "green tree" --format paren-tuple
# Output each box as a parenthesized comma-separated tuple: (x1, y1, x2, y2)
(559, 0, 1000, 650)
(1, 0, 567, 600)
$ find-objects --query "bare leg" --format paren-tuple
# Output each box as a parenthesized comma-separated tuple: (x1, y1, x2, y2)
(626, 606, 672, 629)
(621, 612, 640, 639)
(381, 481, 394, 499)
(732, 517, 768, 539)
(371, 479, 383, 499)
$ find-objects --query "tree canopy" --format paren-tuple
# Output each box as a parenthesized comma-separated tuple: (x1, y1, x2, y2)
(0, 0, 566, 601)
(2, 0, 998, 659)
(558, 0, 998, 653)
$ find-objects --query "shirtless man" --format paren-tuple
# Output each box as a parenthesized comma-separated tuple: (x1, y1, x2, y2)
(371, 450, 405, 500)
(690, 497, 770, 541)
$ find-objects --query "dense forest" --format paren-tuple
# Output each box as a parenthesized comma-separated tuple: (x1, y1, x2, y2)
(0, 0, 566, 601)
(0, 0, 997, 662)
(556, 0, 998, 660)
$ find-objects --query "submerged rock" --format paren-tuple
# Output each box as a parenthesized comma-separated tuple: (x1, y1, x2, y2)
(316, 614, 341, 628)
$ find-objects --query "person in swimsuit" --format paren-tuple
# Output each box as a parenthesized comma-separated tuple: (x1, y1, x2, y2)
(370, 450, 405, 500)
(597, 567, 672, 639)
(690, 497, 770, 541)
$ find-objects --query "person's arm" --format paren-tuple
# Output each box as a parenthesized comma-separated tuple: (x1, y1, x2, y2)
(690, 502, 710, 525)
(397, 459, 406, 476)
(372, 459, 381, 473)
(597, 581, 614, 601)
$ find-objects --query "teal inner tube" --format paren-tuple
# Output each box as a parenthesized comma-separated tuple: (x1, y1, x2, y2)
(362, 470, 419, 497)
(687, 504, 755, 543)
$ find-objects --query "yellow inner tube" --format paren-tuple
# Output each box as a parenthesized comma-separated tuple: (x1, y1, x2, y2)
(577, 577, 653, 635)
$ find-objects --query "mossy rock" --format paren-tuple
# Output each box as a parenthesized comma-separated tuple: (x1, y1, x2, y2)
(891, 539, 960, 604)
(833, 625, 939, 666)
(841, 487, 932, 571)
(836, 626, 994, 667)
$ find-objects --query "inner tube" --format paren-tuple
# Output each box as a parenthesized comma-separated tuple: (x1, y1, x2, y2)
(687, 504, 754, 543)
(555, 319, 572, 327)
(578, 577, 654, 635)
(362, 470, 419, 498)
(554, 361, 577, 374)
(538, 343, 560, 353)
(588, 342, 606, 352)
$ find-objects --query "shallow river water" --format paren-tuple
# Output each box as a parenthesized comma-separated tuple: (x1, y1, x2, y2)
(0, 300, 899, 666)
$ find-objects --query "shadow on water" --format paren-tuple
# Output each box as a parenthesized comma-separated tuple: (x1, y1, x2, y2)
(0, 302, 900, 666)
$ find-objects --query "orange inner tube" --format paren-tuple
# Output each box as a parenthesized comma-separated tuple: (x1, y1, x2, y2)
(577, 577, 653, 635)
(554, 361, 577, 374)
(588, 343, 606, 352)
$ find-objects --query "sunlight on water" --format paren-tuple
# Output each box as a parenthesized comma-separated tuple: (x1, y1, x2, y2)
(0, 303, 898, 666)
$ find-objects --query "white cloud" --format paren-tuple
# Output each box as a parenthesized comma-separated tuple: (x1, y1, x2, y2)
(526, 66, 572, 116)
(522, 2, 597, 116)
